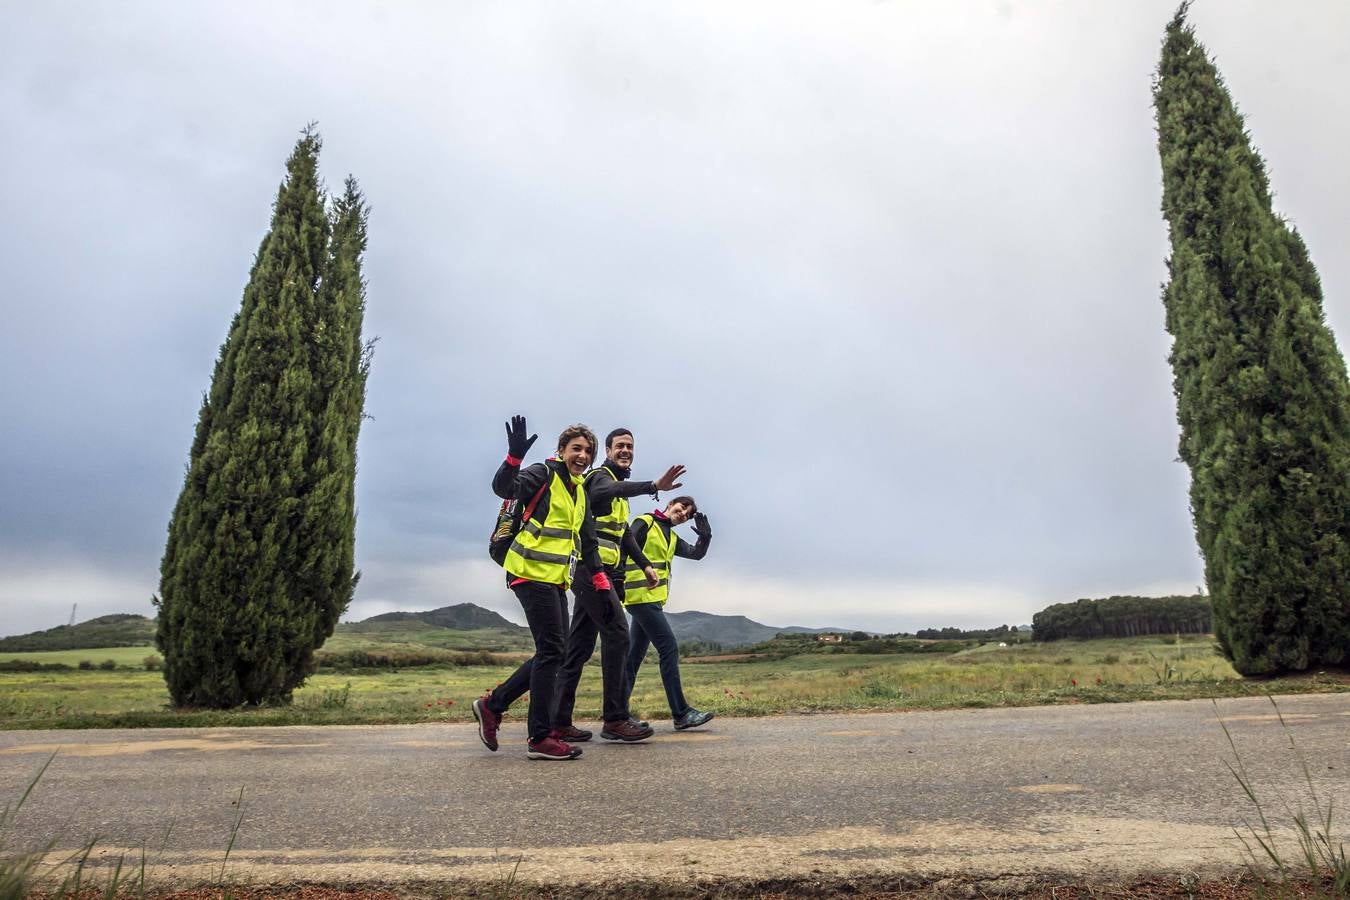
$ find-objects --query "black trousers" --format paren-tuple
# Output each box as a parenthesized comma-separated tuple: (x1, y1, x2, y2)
(555, 570, 629, 725)
(488, 580, 569, 742)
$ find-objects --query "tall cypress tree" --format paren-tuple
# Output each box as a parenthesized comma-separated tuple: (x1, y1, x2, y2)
(1155, 4, 1350, 674)
(156, 129, 369, 706)
(293, 176, 371, 683)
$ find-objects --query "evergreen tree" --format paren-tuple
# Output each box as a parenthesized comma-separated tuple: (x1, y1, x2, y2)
(156, 129, 370, 706)
(1154, 4, 1350, 674)
(293, 176, 371, 678)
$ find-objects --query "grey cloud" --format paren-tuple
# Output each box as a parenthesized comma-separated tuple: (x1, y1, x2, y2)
(2, 1, 1348, 636)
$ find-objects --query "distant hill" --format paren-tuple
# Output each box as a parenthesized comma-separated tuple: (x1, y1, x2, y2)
(0, 605, 834, 654)
(666, 611, 846, 647)
(0, 614, 156, 651)
(344, 603, 524, 633)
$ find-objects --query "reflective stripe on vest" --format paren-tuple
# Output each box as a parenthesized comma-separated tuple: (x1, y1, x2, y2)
(589, 467, 630, 568)
(622, 514, 674, 606)
(504, 468, 586, 586)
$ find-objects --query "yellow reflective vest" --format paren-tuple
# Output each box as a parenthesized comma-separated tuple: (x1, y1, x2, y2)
(622, 513, 674, 606)
(504, 467, 587, 587)
(587, 469, 629, 568)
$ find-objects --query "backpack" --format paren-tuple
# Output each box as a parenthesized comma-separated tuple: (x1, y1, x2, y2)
(489, 472, 550, 566)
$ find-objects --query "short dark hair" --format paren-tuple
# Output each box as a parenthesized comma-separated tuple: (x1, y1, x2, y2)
(605, 427, 633, 449)
(556, 424, 597, 455)
(668, 495, 698, 515)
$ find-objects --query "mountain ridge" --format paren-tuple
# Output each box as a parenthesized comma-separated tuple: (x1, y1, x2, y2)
(0, 605, 852, 651)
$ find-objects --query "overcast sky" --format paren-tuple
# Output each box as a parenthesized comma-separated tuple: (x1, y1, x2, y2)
(3, 1, 1348, 637)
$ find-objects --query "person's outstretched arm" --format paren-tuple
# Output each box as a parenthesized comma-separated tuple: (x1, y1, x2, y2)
(493, 459, 549, 501)
(493, 414, 545, 500)
(588, 464, 687, 502)
(675, 512, 711, 560)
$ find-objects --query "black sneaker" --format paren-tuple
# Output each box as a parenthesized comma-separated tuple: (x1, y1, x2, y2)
(673, 708, 714, 731)
(555, 724, 592, 743)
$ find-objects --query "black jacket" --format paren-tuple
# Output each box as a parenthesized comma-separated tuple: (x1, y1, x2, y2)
(628, 512, 710, 563)
(585, 461, 660, 519)
(582, 461, 655, 576)
(492, 457, 603, 575)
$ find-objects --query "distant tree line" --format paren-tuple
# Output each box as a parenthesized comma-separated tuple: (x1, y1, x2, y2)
(1032, 595, 1211, 642)
(677, 640, 726, 658)
(914, 624, 1022, 642)
(314, 648, 505, 670)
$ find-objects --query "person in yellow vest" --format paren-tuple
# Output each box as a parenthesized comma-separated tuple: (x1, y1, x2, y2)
(553, 427, 685, 744)
(623, 496, 714, 731)
(472, 416, 614, 761)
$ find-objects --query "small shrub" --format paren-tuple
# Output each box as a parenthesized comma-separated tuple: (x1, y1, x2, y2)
(77, 660, 94, 670)
(142, 654, 163, 671)
(859, 675, 905, 699)
(98, 659, 117, 671)
(318, 682, 351, 709)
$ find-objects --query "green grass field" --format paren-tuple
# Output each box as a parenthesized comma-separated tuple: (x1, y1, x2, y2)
(0, 646, 160, 667)
(1, 634, 1345, 730)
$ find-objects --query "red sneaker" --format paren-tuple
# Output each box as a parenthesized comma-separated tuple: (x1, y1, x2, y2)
(526, 736, 582, 760)
(472, 694, 500, 752)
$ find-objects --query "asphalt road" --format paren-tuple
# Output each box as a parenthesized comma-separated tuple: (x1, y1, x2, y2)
(1, 693, 1347, 889)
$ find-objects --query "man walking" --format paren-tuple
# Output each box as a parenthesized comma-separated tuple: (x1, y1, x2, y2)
(554, 428, 685, 743)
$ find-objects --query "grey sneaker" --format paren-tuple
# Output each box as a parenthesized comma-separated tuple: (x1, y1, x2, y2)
(673, 708, 714, 731)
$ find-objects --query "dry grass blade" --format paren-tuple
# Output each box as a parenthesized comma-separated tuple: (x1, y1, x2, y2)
(220, 786, 246, 884)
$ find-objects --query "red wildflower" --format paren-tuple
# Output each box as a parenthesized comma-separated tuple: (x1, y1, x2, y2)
(1070, 678, 1077, 686)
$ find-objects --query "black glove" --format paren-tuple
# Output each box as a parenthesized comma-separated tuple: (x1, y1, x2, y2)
(505, 415, 537, 460)
(692, 512, 711, 538)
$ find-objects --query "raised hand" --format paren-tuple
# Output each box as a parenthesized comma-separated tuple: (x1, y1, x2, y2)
(692, 512, 711, 539)
(652, 464, 686, 492)
(505, 415, 537, 460)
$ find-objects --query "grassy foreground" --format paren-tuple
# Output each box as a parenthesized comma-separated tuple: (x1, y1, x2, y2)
(0, 635, 1345, 730)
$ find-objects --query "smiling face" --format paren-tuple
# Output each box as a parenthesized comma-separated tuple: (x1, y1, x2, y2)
(560, 435, 594, 475)
(665, 500, 694, 525)
(607, 433, 634, 468)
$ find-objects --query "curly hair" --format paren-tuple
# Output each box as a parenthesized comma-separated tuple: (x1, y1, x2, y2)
(556, 423, 598, 456)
